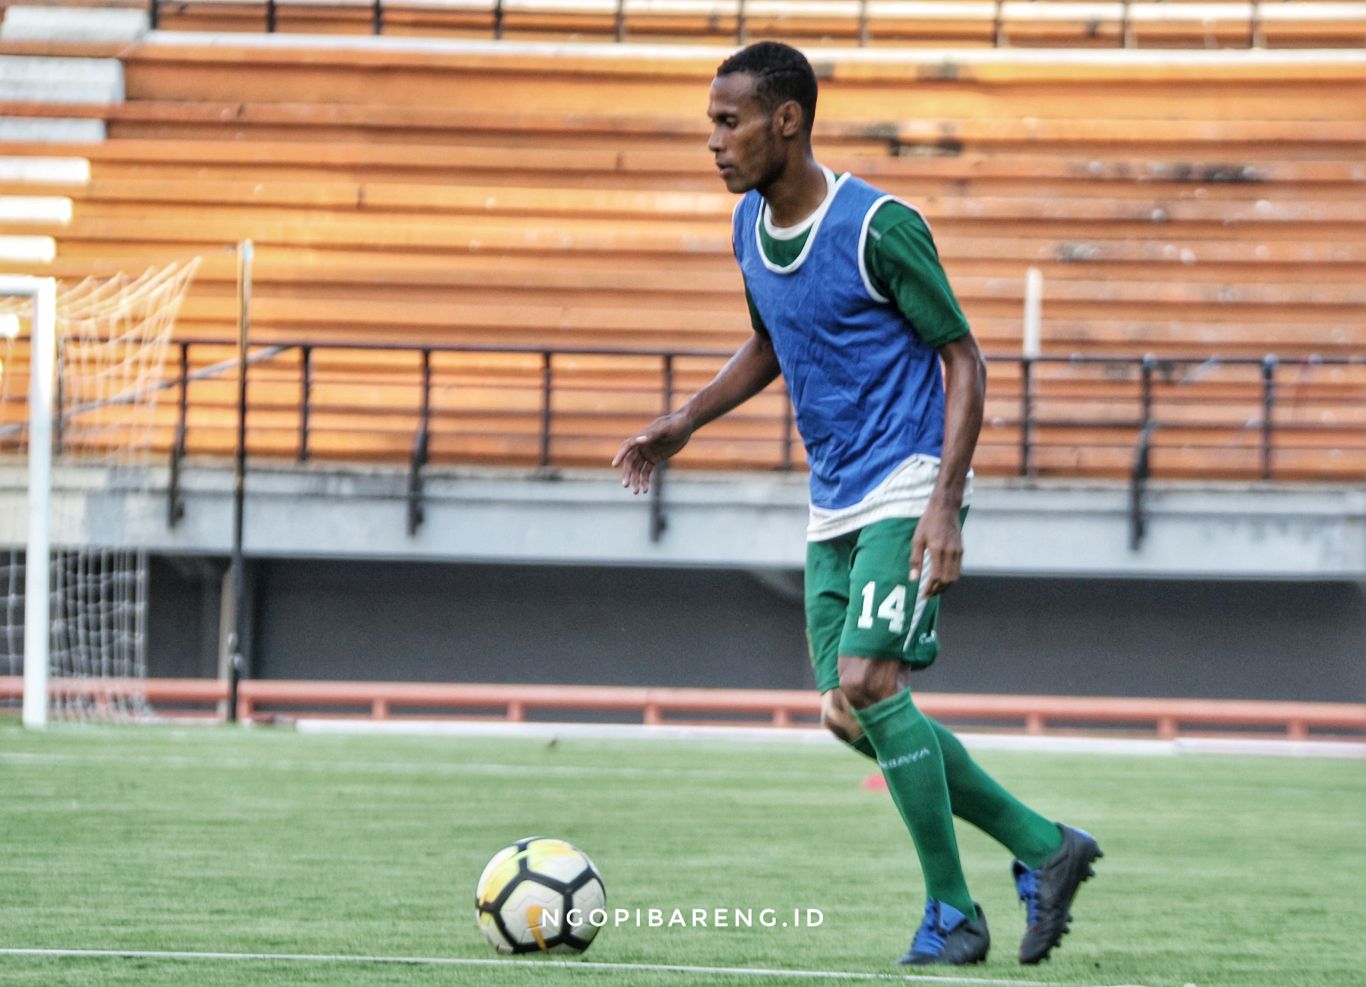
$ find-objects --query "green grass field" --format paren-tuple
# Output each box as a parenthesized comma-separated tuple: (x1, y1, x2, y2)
(1, 723, 1362, 987)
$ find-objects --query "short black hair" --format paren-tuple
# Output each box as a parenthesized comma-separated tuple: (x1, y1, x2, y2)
(716, 41, 818, 132)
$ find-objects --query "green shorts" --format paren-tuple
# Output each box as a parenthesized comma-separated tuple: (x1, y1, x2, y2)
(804, 512, 966, 694)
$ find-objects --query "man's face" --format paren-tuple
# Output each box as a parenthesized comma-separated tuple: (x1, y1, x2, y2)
(707, 72, 783, 195)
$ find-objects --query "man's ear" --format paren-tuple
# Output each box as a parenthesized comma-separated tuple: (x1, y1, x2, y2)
(772, 99, 805, 139)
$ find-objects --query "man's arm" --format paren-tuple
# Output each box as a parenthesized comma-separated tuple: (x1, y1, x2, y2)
(863, 202, 984, 595)
(613, 330, 781, 494)
(911, 332, 986, 596)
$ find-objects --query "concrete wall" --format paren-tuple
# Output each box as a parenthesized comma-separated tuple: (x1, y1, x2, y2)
(8, 464, 1362, 580)
(149, 557, 1366, 703)
(11, 464, 1357, 702)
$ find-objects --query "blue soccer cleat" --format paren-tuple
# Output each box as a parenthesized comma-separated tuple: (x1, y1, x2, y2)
(899, 899, 990, 966)
(1013, 823, 1103, 964)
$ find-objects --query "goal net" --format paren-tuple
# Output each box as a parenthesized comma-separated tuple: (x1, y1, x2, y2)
(1, 260, 199, 724)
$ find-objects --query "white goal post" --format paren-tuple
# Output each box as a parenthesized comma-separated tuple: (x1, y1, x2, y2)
(0, 275, 56, 728)
(3, 261, 199, 728)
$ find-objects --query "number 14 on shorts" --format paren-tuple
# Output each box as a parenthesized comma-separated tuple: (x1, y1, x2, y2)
(857, 581, 908, 634)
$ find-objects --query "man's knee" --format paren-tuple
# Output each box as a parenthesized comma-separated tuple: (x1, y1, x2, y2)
(820, 688, 861, 743)
(837, 657, 901, 710)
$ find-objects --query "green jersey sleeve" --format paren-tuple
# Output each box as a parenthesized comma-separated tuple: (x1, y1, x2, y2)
(864, 201, 970, 349)
(743, 281, 770, 337)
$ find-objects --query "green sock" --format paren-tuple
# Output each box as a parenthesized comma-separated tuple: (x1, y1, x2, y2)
(843, 715, 1063, 869)
(928, 717, 1062, 869)
(847, 734, 876, 759)
(853, 689, 976, 920)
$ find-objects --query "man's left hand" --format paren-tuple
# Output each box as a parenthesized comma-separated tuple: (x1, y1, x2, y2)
(910, 501, 963, 598)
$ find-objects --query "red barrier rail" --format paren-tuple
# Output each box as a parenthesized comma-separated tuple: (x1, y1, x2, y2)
(2, 677, 1362, 741)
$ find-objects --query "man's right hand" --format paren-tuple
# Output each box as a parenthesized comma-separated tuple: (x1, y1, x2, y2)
(612, 330, 781, 494)
(612, 411, 695, 494)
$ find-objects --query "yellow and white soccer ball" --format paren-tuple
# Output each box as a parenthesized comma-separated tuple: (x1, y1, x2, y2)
(475, 837, 606, 954)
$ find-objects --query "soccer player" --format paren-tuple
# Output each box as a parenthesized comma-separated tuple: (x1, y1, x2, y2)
(613, 42, 1102, 966)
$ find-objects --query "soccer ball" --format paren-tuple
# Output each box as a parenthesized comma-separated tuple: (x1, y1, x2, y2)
(475, 836, 606, 954)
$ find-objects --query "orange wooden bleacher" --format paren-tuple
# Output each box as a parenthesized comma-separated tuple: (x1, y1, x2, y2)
(1, 38, 1362, 479)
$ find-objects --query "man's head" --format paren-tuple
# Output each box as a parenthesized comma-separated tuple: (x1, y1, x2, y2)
(716, 42, 818, 134)
(707, 42, 818, 194)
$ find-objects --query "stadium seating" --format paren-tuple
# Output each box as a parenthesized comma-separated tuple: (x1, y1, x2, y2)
(1, 31, 1362, 479)
(71, 0, 1366, 50)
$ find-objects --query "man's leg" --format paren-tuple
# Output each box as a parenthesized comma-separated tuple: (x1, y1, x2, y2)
(826, 691, 1061, 868)
(815, 508, 1062, 868)
(920, 727, 1102, 966)
(930, 720, 1061, 867)
(820, 687, 875, 757)
(843, 657, 988, 965)
(828, 518, 987, 965)
(817, 523, 1100, 967)
(842, 657, 974, 919)
(845, 515, 1100, 965)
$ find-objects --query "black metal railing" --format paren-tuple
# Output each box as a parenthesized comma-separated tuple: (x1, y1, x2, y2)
(1129, 420, 1157, 550)
(144, 0, 1292, 49)
(2, 336, 1361, 550)
(407, 347, 432, 535)
(158, 341, 1363, 540)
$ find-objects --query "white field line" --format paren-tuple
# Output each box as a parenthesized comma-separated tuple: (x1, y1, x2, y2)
(4, 716, 1359, 759)
(293, 718, 1366, 759)
(0, 947, 1148, 986)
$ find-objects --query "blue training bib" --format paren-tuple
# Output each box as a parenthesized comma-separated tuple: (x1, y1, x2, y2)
(733, 174, 947, 510)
